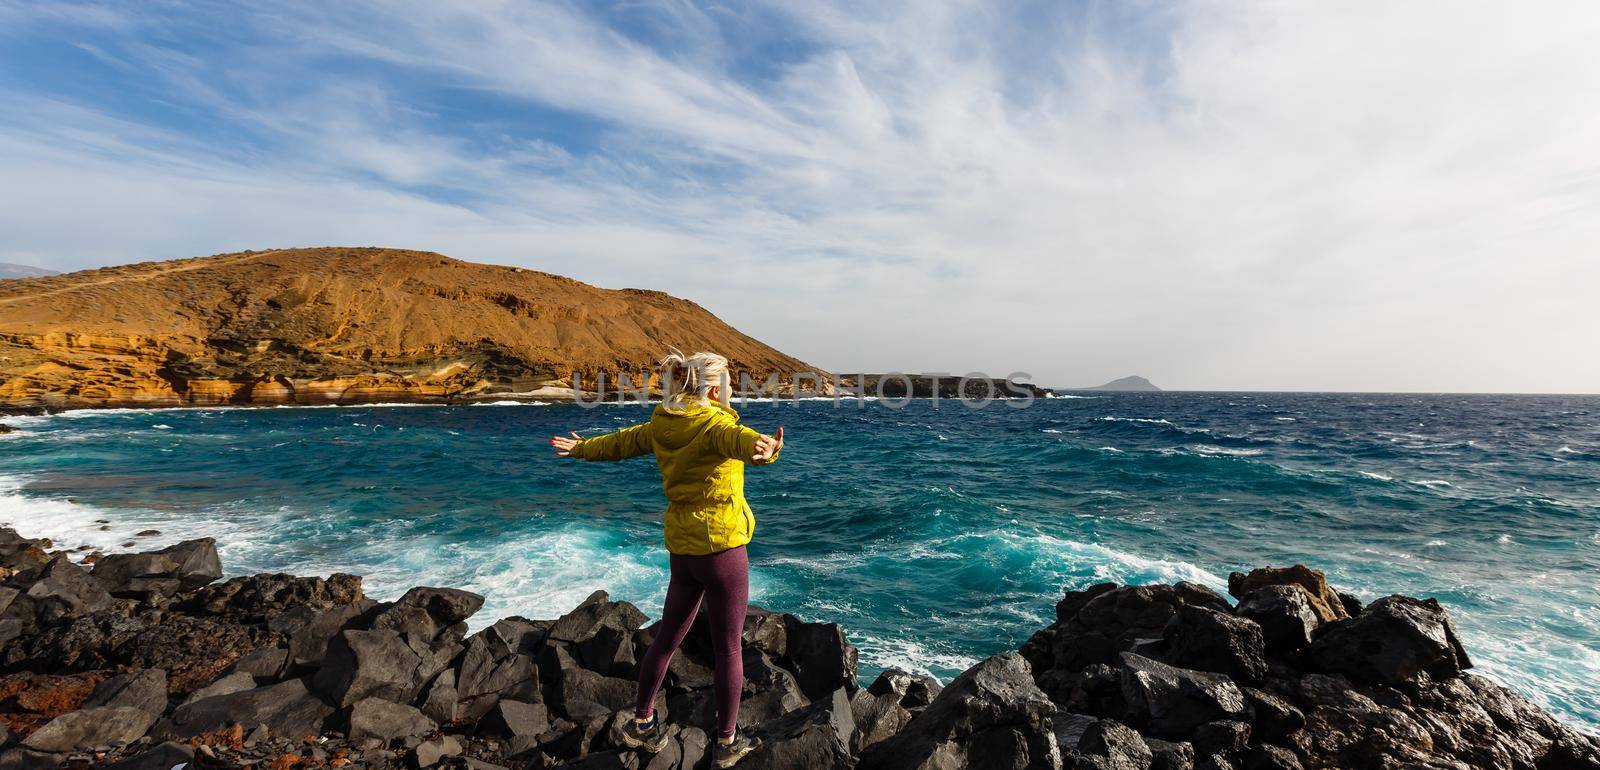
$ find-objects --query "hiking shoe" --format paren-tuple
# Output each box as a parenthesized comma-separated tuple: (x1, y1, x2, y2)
(619, 714, 669, 753)
(713, 733, 760, 767)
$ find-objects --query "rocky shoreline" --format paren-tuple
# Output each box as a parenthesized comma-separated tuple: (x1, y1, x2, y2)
(1, 528, 1596, 770)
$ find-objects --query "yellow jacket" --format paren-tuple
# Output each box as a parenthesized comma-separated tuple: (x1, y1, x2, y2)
(569, 399, 779, 555)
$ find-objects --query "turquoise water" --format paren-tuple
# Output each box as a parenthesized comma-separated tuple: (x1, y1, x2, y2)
(1, 393, 1597, 729)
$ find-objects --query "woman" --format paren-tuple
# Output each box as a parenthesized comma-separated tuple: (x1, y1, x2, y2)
(550, 350, 783, 768)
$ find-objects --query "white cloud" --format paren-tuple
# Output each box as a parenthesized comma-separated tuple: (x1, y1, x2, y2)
(1, 0, 1597, 391)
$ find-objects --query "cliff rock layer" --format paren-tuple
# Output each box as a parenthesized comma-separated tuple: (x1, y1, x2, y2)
(0, 247, 814, 408)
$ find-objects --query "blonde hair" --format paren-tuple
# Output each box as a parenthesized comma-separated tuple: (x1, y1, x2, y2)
(659, 348, 731, 410)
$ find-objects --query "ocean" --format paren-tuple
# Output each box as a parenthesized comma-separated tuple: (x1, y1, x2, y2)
(1, 392, 1596, 729)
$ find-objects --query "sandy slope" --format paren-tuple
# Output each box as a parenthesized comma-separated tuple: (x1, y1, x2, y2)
(0, 247, 816, 408)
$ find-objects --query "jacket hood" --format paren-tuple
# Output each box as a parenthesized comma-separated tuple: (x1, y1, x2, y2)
(649, 398, 740, 450)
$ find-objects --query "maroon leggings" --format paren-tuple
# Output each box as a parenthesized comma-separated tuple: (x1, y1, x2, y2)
(634, 545, 749, 739)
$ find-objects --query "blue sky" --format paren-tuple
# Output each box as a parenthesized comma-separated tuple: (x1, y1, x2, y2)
(1, 1, 1597, 392)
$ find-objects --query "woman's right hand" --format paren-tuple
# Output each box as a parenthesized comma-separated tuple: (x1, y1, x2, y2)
(751, 426, 784, 464)
(550, 431, 582, 457)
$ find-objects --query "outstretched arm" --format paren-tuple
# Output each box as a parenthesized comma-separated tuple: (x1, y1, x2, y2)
(551, 423, 654, 461)
(706, 421, 784, 465)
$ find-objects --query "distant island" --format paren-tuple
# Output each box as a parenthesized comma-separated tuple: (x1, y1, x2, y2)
(0, 262, 56, 280)
(1072, 375, 1162, 392)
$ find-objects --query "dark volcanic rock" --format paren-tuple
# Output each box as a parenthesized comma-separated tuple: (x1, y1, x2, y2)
(163, 677, 335, 739)
(347, 696, 436, 742)
(849, 689, 913, 755)
(370, 585, 484, 643)
(24, 557, 112, 626)
(1022, 582, 1230, 702)
(94, 539, 221, 597)
(83, 668, 167, 713)
(1143, 738, 1194, 770)
(100, 741, 195, 770)
(270, 597, 379, 665)
(783, 617, 860, 701)
(742, 688, 855, 770)
(859, 651, 1058, 770)
(22, 705, 159, 752)
(1161, 606, 1266, 685)
(185, 571, 364, 622)
(3, 526, 1597, 770)
(866, 668, 942, 710)
(1075, 718, 1153, 770)
(313, 628, 455, 707)
(1233, 586, 1317, 655)
(1117, 653, 1247, 740)
(1309, 595, 1471, 685)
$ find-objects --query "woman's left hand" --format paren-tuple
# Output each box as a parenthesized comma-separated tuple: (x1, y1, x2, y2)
(550, 431, 582, 457)
(752, 426, 784, 464)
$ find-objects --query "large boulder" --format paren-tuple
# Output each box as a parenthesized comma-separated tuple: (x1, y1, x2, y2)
(370, 586, 485, 643)
(850, 689, 913, 754)
(91, 538, 222, 599)
(182, 670, 257, 705)
(269, 598, 379, 665)
(153, 538, 224, 589)
(1117, 654, 1247, 740)
(22, 706, 160, 753)
(741, 688, 855, 770)
(24, 557, 112, 625)
(478, 699, 551, 755)
(1073, 718, 1153, 770)
(347, 696, 437, 742)
(737, 648, 811, 724)
(548, 591, 647, 646)
(783, 617, 860, 701)
(0, 529, 51, 572)
(163, 677, 336, 739)
(312, 628, 456, 707)
(1225, 567, 1347, 624)
(859, 652, 1059, 770)
(866, 668, 942, 710)
(1022, 583, 1231, 698)
(1160, 606, 1266, 685)
(1308, 595, 1471, 686)
(457, 617, 545, 718)
(83, 668, 167, 713)
(1233, 587, 1318, 655)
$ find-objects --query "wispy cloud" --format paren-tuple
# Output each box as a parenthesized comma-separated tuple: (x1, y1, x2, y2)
(1, 0, 1597, 391)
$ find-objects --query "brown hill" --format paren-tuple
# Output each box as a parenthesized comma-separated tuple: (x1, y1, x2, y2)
(0, 247, 817, 408)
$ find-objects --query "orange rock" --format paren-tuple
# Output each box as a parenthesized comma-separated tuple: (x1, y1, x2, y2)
(268, 753, 303, 770)
(2, 673, 103, 718)
(1228, 564, 1351, 623)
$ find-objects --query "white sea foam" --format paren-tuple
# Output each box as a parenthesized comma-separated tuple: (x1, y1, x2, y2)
(1409, 479, 1453, 488)
(1097, 416, 1173, 425)
(0, 472, 672, 628)
(1186, 444, 1264, 457)
(1358, 471, 1394, 481)
(1041, 428, 1063, 434)
(852, 634, 979, 679)
(471, 400, 550, 407)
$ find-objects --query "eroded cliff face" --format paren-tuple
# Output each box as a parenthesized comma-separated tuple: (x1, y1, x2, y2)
(0, 248, 817, 409)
